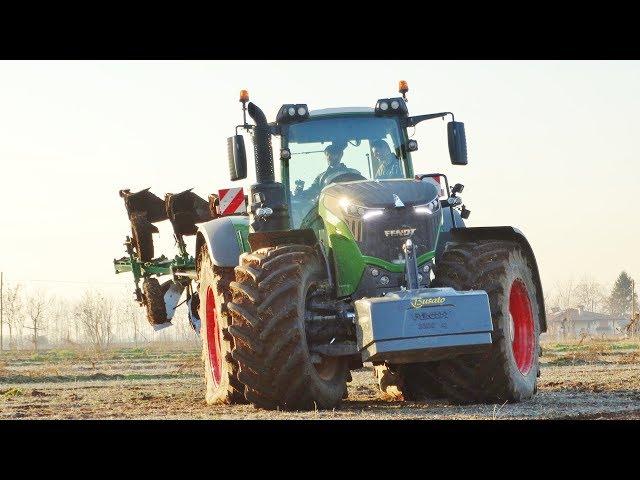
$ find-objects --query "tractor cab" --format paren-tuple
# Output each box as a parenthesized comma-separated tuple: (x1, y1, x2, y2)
(227, 84, 467, 232)
(282, 108, 413, 227)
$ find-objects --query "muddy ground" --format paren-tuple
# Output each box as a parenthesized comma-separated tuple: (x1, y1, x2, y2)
(2, 340, 640, 420)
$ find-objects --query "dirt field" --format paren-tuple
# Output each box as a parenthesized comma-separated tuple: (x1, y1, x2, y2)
(2, 339, 640, 420)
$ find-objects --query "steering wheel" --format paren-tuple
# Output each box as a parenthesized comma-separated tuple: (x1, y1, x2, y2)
(326, 171, 367, 185)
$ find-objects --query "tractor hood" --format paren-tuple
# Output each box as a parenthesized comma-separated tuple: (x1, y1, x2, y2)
(322, 178, 440, 209)
(321, 179, 443, 267)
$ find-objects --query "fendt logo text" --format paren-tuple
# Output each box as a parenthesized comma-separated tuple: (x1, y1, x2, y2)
(384, 228, 416, 237)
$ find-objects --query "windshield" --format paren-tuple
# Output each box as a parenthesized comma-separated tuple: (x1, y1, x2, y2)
(286, 115, 406, 227)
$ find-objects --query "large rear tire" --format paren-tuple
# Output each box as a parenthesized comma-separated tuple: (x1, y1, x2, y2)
(197, 245, 246, 404)
(228, 244, 349, 410)
(428, 240, 541, 403)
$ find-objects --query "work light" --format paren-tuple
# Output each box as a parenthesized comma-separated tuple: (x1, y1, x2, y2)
(375, 97, 408, 116)
(276, 104, 310, 124)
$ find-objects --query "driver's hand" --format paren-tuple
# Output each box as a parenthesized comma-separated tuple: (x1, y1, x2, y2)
(294, 179, 305, 197)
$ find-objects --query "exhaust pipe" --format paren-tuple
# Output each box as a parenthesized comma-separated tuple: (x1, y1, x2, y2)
(248, 102, 276, 184)
(246, 102, 290, 233)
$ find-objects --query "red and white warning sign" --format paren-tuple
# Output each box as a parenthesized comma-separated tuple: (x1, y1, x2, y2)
(417, 175, 446, 197)
(218, 187, 246, 215)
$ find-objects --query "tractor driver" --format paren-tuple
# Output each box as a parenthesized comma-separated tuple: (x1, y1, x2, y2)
(372, 140, 403, 179)
(296, 143, 361, 199)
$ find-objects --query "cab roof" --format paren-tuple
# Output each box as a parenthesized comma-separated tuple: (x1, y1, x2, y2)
(309, 107, 374, 117)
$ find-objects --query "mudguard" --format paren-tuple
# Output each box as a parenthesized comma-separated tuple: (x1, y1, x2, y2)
(195, 216, 249, 269)
(436, 206, 465, 258)
(446, 226, 547, 332)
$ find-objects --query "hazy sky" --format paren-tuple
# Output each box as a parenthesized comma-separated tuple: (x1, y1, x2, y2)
(1, 60, 639, 300)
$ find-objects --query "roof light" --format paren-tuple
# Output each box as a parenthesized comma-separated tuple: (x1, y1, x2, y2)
(240, 89, 249, 103)
(399, 80, 409, 94)
(276, 104, 310, 124)
(375, 97, 408, 116)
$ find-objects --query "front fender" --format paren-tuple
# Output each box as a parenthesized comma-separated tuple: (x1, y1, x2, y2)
(448, 226, 547, 333)
(195, 216, 249, 269)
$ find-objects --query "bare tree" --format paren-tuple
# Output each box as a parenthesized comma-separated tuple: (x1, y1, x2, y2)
(118, 295, 144, 345)
(51, 298, 72, 347)
(2, 283, 24, 350)
(25, 291, 52, 351)
(550, 279, 577, 311)
(574, 277, 606, 312)
(74, 290, 114, 351)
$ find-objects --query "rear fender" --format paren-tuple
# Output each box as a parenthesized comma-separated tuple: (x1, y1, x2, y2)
(248, 228, 317, 251)
(448, 226, 547, 333)
(195, 217, 249, 270)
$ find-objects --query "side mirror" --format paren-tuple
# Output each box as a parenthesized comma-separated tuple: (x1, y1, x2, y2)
(447, 121, 467, 165)
(227, 135, 247, 181)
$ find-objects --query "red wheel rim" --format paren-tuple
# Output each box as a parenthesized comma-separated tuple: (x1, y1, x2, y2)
(509, 279, 535, 375)
(205, 287, 222, 385)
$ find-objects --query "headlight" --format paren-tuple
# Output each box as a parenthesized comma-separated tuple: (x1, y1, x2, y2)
(339, 198, 384, 220)
(413, 197, 441, 215)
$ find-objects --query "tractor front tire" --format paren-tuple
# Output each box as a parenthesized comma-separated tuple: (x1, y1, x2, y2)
(197, 245, 246, 405)
(430, 240, 542, 403)
(228, 244, 349, 410)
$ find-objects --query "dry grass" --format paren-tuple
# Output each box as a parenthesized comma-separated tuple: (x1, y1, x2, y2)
(1, 339, 640, 419)
(543, 337, 640, 366)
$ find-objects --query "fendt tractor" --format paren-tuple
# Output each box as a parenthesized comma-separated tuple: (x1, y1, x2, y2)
(114, 81, 546, 410)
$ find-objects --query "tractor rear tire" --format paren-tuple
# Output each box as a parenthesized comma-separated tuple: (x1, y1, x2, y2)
(228, 244, 349, 410)
(429, 240, 541, 403)
(197, 245, 246, 405)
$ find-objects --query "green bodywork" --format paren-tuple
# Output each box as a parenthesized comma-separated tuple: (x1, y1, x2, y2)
(228, 215, 250, 252)
(316, 196, 438, 297)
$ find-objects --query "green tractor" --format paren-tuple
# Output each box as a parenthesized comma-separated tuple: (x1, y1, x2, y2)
(114, 82, 546, 410)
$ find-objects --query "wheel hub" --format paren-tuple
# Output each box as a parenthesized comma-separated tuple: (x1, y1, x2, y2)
(205, 287, 223, 385)
(509, 279, 535, 375)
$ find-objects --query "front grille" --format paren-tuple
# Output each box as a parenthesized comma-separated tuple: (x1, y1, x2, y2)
(352, 208, 441, 262)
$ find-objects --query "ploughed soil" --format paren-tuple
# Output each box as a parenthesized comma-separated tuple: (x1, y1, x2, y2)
(2, 339, 640, 420)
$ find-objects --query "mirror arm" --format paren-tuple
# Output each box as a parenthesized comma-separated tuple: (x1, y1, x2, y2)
(269, 123, 281, 136)
(404, 111, 455, 128)
(235, 124, 254, 135)
(235, 123, 281, 136)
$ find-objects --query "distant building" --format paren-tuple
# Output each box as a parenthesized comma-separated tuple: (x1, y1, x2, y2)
(546, 307, 629, 339)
